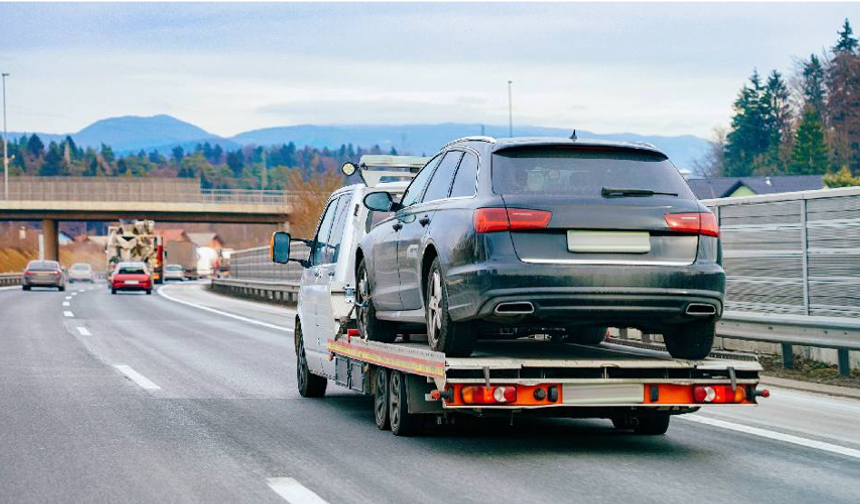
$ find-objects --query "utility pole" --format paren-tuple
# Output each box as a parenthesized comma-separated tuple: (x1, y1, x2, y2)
(2, 73, 8, 200)
(507, 80, 513, 137)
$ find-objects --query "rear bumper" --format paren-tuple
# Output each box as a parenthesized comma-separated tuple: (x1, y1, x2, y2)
(23, 277, 63, 287)
(446, 261, 724, 328)
(112, 284, 152, 291)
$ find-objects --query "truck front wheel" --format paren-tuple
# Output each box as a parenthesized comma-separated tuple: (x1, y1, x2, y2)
(295, 320, 327, 398)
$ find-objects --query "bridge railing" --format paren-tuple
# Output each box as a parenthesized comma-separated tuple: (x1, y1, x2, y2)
(4, 177, 293, 206)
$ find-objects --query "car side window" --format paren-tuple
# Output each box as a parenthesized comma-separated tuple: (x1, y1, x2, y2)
(325, 193, 352, 264)
(422, 151, 463, 203)
(311, 197, 339, 266)
(449, 151, 479, 198)
(400, 155, 442, 208)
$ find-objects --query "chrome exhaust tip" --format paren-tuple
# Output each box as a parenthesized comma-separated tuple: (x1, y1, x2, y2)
(686, 303, 717, 316)
(494, 302, 535, 315)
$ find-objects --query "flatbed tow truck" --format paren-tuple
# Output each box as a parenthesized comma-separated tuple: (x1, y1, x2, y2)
(270, 154, 767, 436)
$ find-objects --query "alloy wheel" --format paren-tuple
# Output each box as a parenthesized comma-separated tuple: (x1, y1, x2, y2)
(427, 270, 442, 347)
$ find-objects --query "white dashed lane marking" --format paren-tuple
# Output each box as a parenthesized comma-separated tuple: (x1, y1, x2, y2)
(63, 311, 74, 318)
(113, 365, 161, 391)
(62, 301, 70, 306)
(76, 326, 91, 336)
(266, 478, 329, 504)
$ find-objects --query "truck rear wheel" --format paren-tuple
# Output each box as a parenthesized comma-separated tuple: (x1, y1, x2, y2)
(612, 413, 671, 435)
(374, 368, 390, 430)
(426, 258, 475, 357)
(663, 319, 715, 360)
(296, 320, 327, 398)
(565, 326, 607, 345)
(389, 371, 421, 436)
(356, 259, 398, 343)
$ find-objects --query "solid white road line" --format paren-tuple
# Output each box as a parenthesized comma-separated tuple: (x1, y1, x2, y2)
(266, 478, 329, 504)
(157, 286, 292, 333)
(0, 286, 19, 292)
(63, 311, 74, 317)
(62, 301, 70, 306)
(76, 326, 92, 336)
(682, 414, 860, 461)
(113, 365, 161, 391)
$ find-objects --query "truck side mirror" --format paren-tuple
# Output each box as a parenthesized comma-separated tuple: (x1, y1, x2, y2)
(270, 231, 292, 264)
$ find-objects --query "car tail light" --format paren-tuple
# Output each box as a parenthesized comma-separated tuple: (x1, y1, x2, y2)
(24, 270, 34, 276)
(474, 208, 552, 233)
(55, 269, 63, 276)
(665, 212, 719, 237)
(693, 385, 745, 403)
(460, 385, 517, 404)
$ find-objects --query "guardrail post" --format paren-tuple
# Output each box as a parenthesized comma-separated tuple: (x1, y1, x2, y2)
(618, 328, 628, 340)
(838, 349, 851, 376)
(781, 343, 794, 369)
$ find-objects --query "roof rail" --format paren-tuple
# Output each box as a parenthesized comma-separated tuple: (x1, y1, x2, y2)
(442, 136, 497, 150)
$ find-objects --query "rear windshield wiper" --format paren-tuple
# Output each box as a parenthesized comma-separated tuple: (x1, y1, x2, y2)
(601, 187, 679, 198)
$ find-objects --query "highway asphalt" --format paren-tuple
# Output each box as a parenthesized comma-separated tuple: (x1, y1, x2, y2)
(1, 281, 859, 504)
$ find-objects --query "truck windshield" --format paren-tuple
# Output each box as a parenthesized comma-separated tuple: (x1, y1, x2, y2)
(492, 147, 695, 199)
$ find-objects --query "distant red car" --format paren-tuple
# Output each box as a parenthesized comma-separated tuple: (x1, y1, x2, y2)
(111, 261, 153, 295)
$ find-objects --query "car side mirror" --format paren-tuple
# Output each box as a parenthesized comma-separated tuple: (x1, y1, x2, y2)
(270, 231, 292, 264)
(364, 191, 401, 212)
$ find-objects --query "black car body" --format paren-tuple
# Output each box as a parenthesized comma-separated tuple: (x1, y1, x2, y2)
(356, 136, 724, 359)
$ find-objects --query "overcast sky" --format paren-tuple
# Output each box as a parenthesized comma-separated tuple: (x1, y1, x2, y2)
(0, 2, 854, 138)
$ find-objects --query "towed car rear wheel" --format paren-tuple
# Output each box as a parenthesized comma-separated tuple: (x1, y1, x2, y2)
(426, 258, 475, 357)
(663, 319, 715, 360)
(356, 259, 398, 343)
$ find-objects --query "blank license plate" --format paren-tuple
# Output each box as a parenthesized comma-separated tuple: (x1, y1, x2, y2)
(125, 280, 139, 285)
(567, 230, 651, 253)
(562, 384, 645, 405)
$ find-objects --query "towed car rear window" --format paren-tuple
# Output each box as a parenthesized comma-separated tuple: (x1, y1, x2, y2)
(492, 147, 695, 199)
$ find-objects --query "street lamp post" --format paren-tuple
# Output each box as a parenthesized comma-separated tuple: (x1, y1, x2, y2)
(507, 80, 513, 137)
(2, 73, 8, 200)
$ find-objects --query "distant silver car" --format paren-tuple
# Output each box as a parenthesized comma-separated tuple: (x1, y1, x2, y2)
(22, 260, 66, 291)
(163, 264, 185, 281)
(68, 263, 95, 283)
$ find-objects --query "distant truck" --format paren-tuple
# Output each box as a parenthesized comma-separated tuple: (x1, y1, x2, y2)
(106, 220, 164, 283)
(164, 241, 198, 279)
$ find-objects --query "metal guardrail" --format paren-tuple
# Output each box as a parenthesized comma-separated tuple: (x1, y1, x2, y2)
(228, 244, 306, 284)
(5, 177, 294, 206)
(210, 277, 299, 303)
(0, 272, 22, 286)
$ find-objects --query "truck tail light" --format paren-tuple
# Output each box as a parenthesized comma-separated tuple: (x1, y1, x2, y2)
(664, 213, 719, 237)
(474, 208, 552, 233)
(693, 385, 745, 403)
(461, 385, 517, 404)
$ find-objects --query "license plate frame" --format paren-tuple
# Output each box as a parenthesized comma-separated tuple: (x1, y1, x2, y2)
(567, 230, 651, 253)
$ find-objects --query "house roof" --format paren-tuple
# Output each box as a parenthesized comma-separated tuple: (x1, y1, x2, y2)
(186, 232, 222, 247)
(686, 175, 824, 200)
(155, 229, 190, 243)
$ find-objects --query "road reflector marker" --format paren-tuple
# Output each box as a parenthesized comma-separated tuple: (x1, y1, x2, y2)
(113, 364, 161, 391)
(63, 311, 74, 317)
(682, 414, 860, 461)
(266, 478, 329, 504)
(76, 326, 91, 336)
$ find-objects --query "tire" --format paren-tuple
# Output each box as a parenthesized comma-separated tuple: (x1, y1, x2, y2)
(633, 414, 671, 435)
(611, 417, 638, 430)
(356, 258, 398, 343)
(374, 368, 390, 430)
(425, 257, 475, 357)
(22, 285, 30, 291)
(59, 285, 65, 292)
(663, 319, 716, 360)
(146, 289, 152, 295)
(565, 326, 607, 345)
(295, 320, 327, 398)
(389, 370, 421, 436)
(111, 288, 117, 295)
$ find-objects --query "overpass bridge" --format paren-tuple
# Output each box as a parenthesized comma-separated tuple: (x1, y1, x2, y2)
(0, 177, 294, 260)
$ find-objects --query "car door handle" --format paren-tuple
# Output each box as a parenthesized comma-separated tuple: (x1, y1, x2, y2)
(419, 216, 431, 226)
(393, 222, 403, 231)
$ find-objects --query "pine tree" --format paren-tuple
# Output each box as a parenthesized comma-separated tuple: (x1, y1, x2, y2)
(801, 54, 827, 118)
(101, 143, 115, 163)
(26, 134, 45, 157)
(171, 146, 184, 163)
(834, 18, 859, 54)
(39, 142, 64, 176)
(725, 70, 771, 176)
(789, 108, 830, 175)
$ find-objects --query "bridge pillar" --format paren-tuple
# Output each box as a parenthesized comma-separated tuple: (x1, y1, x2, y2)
(42, 219, 59, 261)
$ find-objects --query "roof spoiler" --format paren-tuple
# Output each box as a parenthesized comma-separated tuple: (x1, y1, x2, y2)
(342, 155, 430, 188)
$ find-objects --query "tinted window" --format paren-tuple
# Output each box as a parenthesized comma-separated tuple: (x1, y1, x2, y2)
(450, 152, 478, 198)
(311, 197, 339, 265)
(325, 194, 352, 264)
(71, 264, 91, 271)
(27, 261, 60, 270)
(118, 265, 146, 274)
(492, 148, 695, 198)
(400, 156, 441, 207)
(422, 151, 463, 203)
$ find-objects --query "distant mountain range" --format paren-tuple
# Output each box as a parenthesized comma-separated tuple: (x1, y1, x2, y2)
(11, 114, 710, 170)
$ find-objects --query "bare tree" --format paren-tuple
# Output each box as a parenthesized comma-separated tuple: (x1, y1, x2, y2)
(691, 127, 727, 177)
(286, 166, 344, 240)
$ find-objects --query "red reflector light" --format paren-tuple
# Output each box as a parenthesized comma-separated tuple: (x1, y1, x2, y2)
(24, 271, 34, 276)
(347, 328, 359, 336)
(474, 208, 551, 233)
(664, 212, 719, 237)
(460, 385, 517, 404)
(693, 385, 745, 403)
